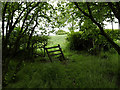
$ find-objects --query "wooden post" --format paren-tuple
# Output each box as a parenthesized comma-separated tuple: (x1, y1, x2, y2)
(45, 48, 52, 62)
(43, 41, 47, 57)
(58, 44, 65, 60)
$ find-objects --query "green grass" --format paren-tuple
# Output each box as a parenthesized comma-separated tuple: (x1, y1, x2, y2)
(5, 35, 119, 88)
(48, 35, 67, 48)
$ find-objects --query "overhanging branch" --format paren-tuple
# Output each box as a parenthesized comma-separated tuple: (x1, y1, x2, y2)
(74, 2, 120, 54)
(74, 2, 90, 18)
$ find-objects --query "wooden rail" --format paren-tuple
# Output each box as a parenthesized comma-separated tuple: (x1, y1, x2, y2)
(44, 44, 65, 62)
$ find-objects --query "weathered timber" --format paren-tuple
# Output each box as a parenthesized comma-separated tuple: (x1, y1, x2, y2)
(58, 44, 65, 60)
(50, 53, 62, 56)
(45, 48, 52, 62)
(44, 44, 65, 62)
(48, 50, 60, 53)
(45, 45, 59, 49)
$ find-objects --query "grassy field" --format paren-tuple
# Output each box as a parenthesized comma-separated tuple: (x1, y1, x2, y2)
(47, 35, 67, 48)
(5, 35, 119, 88)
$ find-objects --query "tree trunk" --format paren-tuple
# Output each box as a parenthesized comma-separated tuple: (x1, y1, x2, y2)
(118, 20, 120, 29)
(91, 18, 120, 55)
(74, 2, 120, 55)
(75, 3, 120, 87)
(111, 21, 113, 30)
(27, 22, 38, 50)
(2, 2, 8, 41)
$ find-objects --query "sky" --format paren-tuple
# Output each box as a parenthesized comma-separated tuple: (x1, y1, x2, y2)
(103, 18, 119, 29)
(0, 15, 119, 36)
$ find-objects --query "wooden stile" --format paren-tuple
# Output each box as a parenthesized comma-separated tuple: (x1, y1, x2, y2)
(44, 44, 65, 62)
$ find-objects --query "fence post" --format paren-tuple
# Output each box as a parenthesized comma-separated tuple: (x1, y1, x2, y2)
(58, 44, 65, 60)
(45, 48, 52, 62)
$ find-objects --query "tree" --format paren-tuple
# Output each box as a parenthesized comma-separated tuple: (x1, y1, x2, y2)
(2, 2, 56, 86)
(0, 2, 2, 20)
(54, 2, 120, 54)
(2, 2, 55, 57)
(73, 2, 120, 87)
(74, 2, 120, 55)
(108, 2, 120, 29)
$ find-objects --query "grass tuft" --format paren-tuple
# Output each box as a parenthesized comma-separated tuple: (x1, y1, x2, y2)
(5, 35, 119, 88)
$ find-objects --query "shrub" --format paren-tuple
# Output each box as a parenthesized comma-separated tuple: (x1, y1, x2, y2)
(8, 27, 50, 59)
(20, 35, 50, 59)
(66, 29, 119, 54)
(66, 31, 93, 51)
(55, 30, 68, 35)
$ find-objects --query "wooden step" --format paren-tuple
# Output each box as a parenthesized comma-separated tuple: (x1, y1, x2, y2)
(50, 53, 62, 56)
(44, 44, 65, 62)
(48, 50, 60, 53)
(45, 46, 59, 49)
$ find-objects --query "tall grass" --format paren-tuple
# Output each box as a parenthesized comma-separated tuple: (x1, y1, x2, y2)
(6, 53, 118, 88)
(5, 35, 119, 88)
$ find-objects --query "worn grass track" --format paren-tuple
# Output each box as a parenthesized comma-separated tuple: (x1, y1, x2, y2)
(5, 35, 119, 88)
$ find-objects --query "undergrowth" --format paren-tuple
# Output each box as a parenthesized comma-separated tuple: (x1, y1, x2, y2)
(4, 35, 119, 88)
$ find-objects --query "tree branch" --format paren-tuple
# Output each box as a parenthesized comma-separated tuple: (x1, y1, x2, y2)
(27, 15, 39, 49)
(74, 2, 120, 54)
(13, 3, 41, 53)
(20, 2, 40, 34)
(108, 2, 120, 20)
(12, 2, 33, 30)
(2, 2, 8, 41)
(74, 2, 90, 18)
(2, 2, 33, 50)
(86, 2, 92, 17)
(115, 2, 120, 11)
